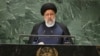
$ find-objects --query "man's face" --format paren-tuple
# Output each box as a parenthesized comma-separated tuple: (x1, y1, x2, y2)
(43, 9, 56, 27)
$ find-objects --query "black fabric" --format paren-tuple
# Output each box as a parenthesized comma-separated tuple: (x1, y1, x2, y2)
(28, 23, 40, 43)
(40, 3, 57, 15)
(28, 21, 73, 44)
(57, 22, 74, 44)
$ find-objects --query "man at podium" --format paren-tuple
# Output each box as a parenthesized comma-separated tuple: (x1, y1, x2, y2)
(28, 3, 73, 45)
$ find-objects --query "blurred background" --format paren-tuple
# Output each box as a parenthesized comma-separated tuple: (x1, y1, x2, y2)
(0, 0, 100, 45)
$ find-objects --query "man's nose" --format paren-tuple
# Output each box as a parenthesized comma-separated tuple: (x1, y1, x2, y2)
(48, 14, 51, 18)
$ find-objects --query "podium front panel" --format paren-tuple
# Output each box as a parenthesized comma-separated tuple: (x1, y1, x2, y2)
(0, 44, 99, 56)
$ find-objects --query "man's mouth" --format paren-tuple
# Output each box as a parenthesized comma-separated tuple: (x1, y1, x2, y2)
(47, 20, 53, 24)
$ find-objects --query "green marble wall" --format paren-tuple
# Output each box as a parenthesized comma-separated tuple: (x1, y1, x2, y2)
(0, 0, 100, 45)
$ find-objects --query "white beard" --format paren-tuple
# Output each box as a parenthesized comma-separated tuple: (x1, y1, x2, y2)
(45, 18, 55, 27)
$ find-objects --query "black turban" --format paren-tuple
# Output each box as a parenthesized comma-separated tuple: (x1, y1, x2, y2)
(40, 3, 57, 15)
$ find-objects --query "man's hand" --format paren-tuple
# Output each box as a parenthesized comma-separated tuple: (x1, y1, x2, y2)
(38, 42, 45, 45)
